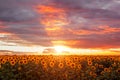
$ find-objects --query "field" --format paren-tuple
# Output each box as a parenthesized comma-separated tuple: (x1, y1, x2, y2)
(0, 55, 120, 80)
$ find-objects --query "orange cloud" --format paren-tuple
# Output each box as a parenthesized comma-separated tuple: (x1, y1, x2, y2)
(36, 5, 68, 27)
(99, 25, 120, 33)
(52, 40, 85, 48)
(41, 19, 68, 28)
(34, 5, 120, 49)
(68, 25, 120, 35)
(36, 5, 64, 13)
(52, 40, 109, 49)
(36, 5, 69, 37)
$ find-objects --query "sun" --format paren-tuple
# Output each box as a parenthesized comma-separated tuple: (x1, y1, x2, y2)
(54, 46, 64, 53)
(54, 45, 69, 54)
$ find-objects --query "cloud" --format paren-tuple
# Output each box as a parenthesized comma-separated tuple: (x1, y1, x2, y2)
(67, 25, 120, 35)
(0, 8, 38, 22)
(51, 32, 120, 49)
(0, 0, 46, 23)
(0, 0, 52, 46)
(53, 0, 116, 10)
(0, 24, 53, 46)
(52, 0, 120, 20)
(0, 0, 38, 23)
(42, 48, 56, 54)
(0, 0, 120, 49)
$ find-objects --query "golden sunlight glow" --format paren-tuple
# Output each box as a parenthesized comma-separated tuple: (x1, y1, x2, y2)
(54, 46, 64, 53)
(33, 5, 120, 55)
(36, 5, 68, 38)
(36, 5, 64, 13)
(36, 5, 68, 30)
(0, 33, 12, 37)
(41, 19, 68, 28)
(54, 45, 70, 54)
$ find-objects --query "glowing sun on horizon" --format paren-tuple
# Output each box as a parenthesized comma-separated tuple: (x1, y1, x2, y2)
(54, 46, 69, 54)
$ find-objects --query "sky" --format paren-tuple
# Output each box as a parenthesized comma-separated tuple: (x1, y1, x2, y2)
(0, 0, 120, 55)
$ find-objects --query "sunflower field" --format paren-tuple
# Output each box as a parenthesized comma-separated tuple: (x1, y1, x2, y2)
(0, 55, 120, 80)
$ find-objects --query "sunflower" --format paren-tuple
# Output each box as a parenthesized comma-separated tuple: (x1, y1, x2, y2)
(93, 73, 97, 78)
(95, 63, 99, 67)
(23, 59, 28, 64)
(58, 62, 64, 69)
(89, 71, 97, 78)
(43, 63, 48, 70)
(89, 71, 94, 76)
(62, 73, 68, 78)
(50, 61, 54, 68)
(10, 60, 16, 66)
(18, 60, 23, 65)
(5, 57, 9, 62)
(35, 60, 39, 64)
(1, 59, 6, 64)
(70, 63, 76, 69)
(88, 61, 92, 66)
(104, 68, 110, 72)
(77, 64, 82, 70)
(41, 60, 46, 66)
(91, 66, 96, 71)
(66, 61, 70, 67)
(74, 57, 79, 61)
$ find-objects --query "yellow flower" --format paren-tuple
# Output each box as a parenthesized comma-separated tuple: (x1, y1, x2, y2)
(77, 64, 82, 70)
(10, 60, 16, 66)
(19, 59, 27, 65)
(104, 68, 110, 72)
(58, 62, 64, 69)
(1, 59, 6, 64)
(74, 57, 79, 61)
(43, 63, 47, 69)
(66, 61, 71, 67)
(35, 60, 39, 64)
(88, 61, 92, 66)
(50, 61, 54, 68)
(95, 63, 98, 67)
(93, 73, 97, 78)
(91, 66, 96, 71)
(89, 71, 94, 76)
(62, 73, 68, 78)
(89, 71, 97, 78)
(41, 60, 46, 66)
(70, 63, 76, 69)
